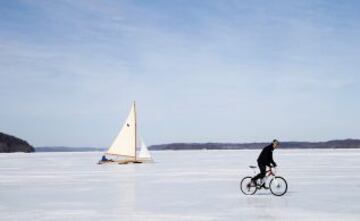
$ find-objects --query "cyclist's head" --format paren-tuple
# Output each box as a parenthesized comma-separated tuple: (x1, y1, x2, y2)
(272, 139, 279, 148)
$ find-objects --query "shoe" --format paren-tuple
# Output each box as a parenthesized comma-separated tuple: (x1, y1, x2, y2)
(247, 180, 256, 188)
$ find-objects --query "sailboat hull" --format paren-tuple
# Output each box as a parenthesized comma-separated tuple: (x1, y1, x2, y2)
(98, 157, 153, 165)
(97, 158, 135, 165)
(120, 160, 142, 164)
(118, 159, 153, 164)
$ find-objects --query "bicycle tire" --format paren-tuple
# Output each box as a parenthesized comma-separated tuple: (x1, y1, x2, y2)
(269, 176, 288, 196)
(240, 176, 257, 195)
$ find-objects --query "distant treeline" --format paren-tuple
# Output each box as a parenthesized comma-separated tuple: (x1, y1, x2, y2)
(149, 139, 360, 150)
(36, 147, 106, 152)
(34, 139, 360, 152)
(4, 129, 359, 153)
(0, 132, 35, 153)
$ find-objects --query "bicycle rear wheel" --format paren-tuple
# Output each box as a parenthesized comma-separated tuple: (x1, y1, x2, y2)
(269, 176, 288, 196)
(240, 176, 257, 195)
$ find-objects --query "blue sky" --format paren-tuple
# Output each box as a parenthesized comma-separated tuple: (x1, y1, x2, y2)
(1, 0, 360, 147)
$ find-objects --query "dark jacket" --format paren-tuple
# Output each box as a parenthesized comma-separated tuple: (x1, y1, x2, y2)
(257, 144, 277, 167)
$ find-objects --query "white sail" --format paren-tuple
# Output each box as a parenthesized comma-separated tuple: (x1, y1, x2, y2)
(137, 139, 152, 161)
(106, 103, 136, 158)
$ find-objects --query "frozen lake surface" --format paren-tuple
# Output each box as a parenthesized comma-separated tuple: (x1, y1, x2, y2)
(1, 149, 360, 221)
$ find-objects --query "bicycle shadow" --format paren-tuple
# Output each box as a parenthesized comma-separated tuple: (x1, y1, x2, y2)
(250, 190, 293, 196)
(254, 192, 273, 196)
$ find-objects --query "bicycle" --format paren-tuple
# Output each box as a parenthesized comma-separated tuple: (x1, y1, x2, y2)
(240, 165, 288, 196)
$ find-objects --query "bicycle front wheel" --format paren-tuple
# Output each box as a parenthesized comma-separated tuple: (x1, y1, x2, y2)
(240, 176, 257, 195)
(269, 176, 288, 196)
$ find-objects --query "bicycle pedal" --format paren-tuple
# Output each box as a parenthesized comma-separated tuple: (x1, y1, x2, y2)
(258, 183, 265, 189)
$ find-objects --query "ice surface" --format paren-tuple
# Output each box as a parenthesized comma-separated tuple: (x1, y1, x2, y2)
(0, 149, 360, 221)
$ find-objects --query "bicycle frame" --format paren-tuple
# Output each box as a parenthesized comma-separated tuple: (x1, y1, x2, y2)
(250, 166, 277, 189)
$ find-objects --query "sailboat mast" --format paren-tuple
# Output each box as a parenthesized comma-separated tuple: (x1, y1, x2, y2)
(134, 101, 137, 161)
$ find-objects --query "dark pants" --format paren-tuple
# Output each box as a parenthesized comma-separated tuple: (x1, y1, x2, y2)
(251, 162, 266, 182)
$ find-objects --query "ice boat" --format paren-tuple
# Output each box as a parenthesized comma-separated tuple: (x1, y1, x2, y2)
(98, 101, 153, 165)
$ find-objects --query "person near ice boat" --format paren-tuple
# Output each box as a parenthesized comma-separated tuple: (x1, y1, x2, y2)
(249, 139, 279, 187)
(98, 155, 113, 164)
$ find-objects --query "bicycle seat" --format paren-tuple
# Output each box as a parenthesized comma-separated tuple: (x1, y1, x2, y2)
(249, 165, 257, 169)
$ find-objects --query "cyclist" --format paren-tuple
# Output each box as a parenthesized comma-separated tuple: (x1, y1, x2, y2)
(249, 139, 279, 186)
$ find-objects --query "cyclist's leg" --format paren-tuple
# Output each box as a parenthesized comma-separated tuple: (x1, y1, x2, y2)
(251, 164, 266, 183)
